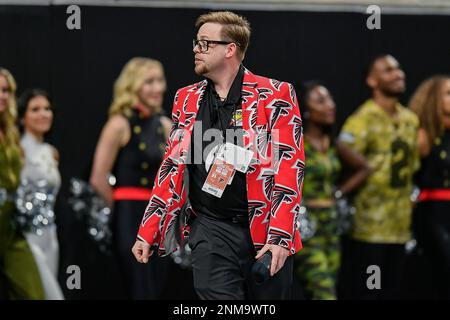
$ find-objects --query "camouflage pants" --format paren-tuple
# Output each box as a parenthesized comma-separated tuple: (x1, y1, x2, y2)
(0, 202, 45, 299)
(295, 207, 340, 300)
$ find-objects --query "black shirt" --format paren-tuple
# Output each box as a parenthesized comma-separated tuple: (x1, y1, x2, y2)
(113, 109, 165, 189)
(187, 65, 248, 219)
(415, 129, 450, 189)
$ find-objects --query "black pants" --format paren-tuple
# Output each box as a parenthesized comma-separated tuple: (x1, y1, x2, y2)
(338, 236, 406, 300)
(414, 201, 450, 299)
(188, 213, 293, 300)
(113, 200, 169, 299)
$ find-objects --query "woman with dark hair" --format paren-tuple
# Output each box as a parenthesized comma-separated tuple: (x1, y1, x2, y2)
(0, 68, 44, 299)
(294, 81, 370, 300)
(90, 57, 172, 299)
(409, 75, 450, 299)
(17, 88, 64, 299)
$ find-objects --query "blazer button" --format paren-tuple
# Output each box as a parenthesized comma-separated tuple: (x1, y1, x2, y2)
(139, 142, 146, 151)
(141, 162, 149, 170)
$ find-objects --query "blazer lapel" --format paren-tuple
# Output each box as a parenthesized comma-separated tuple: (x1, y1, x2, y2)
(241, 68, 260, 141)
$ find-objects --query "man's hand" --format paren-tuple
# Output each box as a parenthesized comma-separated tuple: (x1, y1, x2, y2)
(255, 244, 289, 276)
(132, 240, 153, 263)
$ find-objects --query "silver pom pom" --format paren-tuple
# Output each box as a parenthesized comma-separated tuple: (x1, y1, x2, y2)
(68, 178, 112, 255)
(14, 178, 57, 235)
(336, 198, 356, 235)
(297, 204, 317, 241)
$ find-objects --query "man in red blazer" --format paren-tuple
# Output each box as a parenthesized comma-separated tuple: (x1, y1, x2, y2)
(132, 11, 305, 299)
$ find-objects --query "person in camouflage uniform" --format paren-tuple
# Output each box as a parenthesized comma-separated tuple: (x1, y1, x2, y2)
(338, 55, 419, 300)
(295, 82, 370, 300)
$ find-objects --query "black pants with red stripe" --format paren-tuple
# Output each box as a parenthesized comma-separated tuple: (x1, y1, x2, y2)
(188, 213, 294, 300)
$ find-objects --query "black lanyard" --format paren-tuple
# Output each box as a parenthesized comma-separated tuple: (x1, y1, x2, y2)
(213, 98, 238, 142)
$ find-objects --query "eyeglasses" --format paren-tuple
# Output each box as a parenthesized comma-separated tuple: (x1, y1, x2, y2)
(193, 39, 237, 53)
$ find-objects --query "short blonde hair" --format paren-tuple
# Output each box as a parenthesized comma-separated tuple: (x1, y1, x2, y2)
(196, 11, 251, 60)
(109, 57, 164, 117)
(0, 67, 20, 146)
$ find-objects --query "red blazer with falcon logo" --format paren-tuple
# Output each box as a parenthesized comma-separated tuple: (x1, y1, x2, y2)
(137, 68, 305, 256)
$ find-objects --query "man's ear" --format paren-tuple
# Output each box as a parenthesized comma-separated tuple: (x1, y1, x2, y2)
(225, 43, 238, 58)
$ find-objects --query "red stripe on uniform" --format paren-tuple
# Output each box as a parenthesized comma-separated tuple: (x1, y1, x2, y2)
(419, 189, 450, 202)
(113, 187, 152, 201)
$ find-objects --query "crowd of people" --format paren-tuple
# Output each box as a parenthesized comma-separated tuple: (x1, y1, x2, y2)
(1, 10, 449, 300)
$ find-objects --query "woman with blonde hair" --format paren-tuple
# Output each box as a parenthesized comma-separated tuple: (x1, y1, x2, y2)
(0, 67, 44, 299)
(90, 57, 171, 299)
(409, 74, 450, 299)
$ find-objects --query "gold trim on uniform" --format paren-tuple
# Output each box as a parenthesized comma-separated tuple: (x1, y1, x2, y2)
(435, 137, 442, 146)
(133, 125, 142, 135)
(140, 177, 149, 186)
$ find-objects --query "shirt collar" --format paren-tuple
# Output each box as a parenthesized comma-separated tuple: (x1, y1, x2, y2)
(133, 103, 151, 118)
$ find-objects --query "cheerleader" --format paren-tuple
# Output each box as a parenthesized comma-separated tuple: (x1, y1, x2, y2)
(0, 67, 44, 299)
(90, 57, 171, 299)
(410, 75, 450, 299)
(17, 88, 64, 299)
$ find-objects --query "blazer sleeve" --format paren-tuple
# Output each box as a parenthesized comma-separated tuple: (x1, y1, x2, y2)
(136, 89, 182, 247)
(266, 82, 305, 253)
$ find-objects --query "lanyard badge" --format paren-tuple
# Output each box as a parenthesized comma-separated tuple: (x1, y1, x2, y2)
(202, 142, 254, 198)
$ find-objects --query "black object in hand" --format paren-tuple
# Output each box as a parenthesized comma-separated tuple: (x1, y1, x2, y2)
(251, 251, 272, 284)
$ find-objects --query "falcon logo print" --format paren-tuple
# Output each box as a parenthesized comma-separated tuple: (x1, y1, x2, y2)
(256, 87, 273, 100)
(257, 168, 275, 201)
(273, 142, 295, 174)
(288, 83, 297, 104)
(292, 159, 305, 191)
(270, 79, 282, 91)
(170, 179, 181, 203)
(248, 200, 267, 223)
(157, 157, 178, 186)
(248, 101, 258, 129)
(267, 99, 292, 130)
(142, 196, 166, 226)
(289, 115, 303, 149)
(255, 125, 271, 159)
(267, 227, 292, 248)
(241, 89, 255, 104)
(271, 184, 297, 218)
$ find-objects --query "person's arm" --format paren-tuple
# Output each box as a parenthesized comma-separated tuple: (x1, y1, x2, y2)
(50, 145, 60, 163)
(336, 140, 371, 195)
(417, 128, 431, 158)
(256, 82, 305, 276)
(89, 115, 129, 208)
